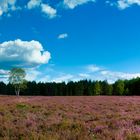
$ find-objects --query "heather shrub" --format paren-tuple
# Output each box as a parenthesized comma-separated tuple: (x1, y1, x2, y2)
(127, 134, 140, 140)
(133, 119, 140, 126)
(16, 103, 29, 110)
(0, 96, 139, 140)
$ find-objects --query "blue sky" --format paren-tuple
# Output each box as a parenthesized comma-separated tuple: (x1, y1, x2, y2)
(0, 0, 140, 83)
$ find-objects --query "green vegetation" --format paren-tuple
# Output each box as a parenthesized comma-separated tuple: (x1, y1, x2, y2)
(0, 78, 140, 96)
(94, 82, 101, 95)
(8, 68, 27, 96)
(114, 80, 125, 95)
(16, 103, 29, 110)
(0, 96, 139, 140)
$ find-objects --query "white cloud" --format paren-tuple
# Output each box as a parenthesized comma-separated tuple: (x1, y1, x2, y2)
(1, 64, 140, 83)
(27, 0, 57, 18)
(0, 9, 3, 16)
(87, 65, 101, 72)
(63, 0, 95, 9)
(27, 0, 42, 9)
(117, 0, 140, 9)
(0, 39, 51, 68)
(105, 0, 140, 10)
(105, 0, 115, 6)
(0, 0, 18, 16)
(1, 0, 139, 18)
(37, 75, 50, 82)
(100, 70, 140, 82)
(79, 73, 90, 78)
(83, 65, 140, 83)
(58, 33, 68, 39)
(0, 69, 9, 82)
(52, 74, 73, 83)
(117, 0, 130, 9)
(41, 4, 57, 18)
(26, 69, 41, 81)
(0, 69, 9, 75)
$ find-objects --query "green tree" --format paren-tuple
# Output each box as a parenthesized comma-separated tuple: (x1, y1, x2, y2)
(0, 82, 7, 95)
(107, 84, 113, 95)
(94, 81, 101, 95)
(9, 68, 27, 96)
(124, 88, 130, 95)
(101, 80, 113, 95)
(75, 81, 84, 96)
(114, 80, 125, 95)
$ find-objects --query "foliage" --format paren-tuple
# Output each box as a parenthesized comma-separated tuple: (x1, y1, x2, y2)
(8, 68, 27, 96)
(94, 82, 101, 95)
(16, 104, 29, 110)
(0, 77, 140, 96)
(114, 80, 125, 95)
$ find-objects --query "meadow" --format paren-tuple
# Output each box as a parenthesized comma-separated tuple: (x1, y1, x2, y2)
(0, 96, 139, 140)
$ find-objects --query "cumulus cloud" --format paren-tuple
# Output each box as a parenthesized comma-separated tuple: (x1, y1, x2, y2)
(1, 0, 139, 18)
(105, 0, 140, 10)
(117, 0, 130, 9)
(0, 0, 18, 16)
(0, 39, 51, 68)
(41, 4, 57, 18)
(27, 0, 41, 9)
(58, 33, 68, 39)
(117, 0, 140, 9)
(63, 0, 95, 9)
(26, 0, 57, 18)
(0, 0, 57, 18)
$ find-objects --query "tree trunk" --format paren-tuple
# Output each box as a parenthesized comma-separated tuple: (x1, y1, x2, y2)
(17, 88, 20, 96)
(15, 87, 17, 96)
(15, 86, 20, 96)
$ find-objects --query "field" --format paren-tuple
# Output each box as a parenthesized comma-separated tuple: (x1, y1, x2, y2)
(0, 96, 140, 140)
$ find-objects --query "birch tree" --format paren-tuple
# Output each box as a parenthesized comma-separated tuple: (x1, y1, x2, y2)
(9, 68, 27, 96)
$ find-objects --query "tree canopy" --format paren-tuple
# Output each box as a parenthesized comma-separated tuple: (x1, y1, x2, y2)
(0, 77, 139, 96)
(8, 68, 27, 96)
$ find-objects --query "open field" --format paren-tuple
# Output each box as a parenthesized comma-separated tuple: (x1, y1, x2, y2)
(0, 96, 139, 140)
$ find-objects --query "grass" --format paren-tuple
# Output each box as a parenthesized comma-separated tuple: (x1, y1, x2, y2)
(0, 96, 139, 140)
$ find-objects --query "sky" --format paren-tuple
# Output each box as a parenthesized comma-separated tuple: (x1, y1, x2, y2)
(0, 0, 140, 83)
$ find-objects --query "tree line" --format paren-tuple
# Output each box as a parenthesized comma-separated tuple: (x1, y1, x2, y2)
(0, 78, 140, 96)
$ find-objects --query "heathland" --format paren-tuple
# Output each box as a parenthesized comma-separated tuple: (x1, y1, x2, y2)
(0, 96, 139, 140)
